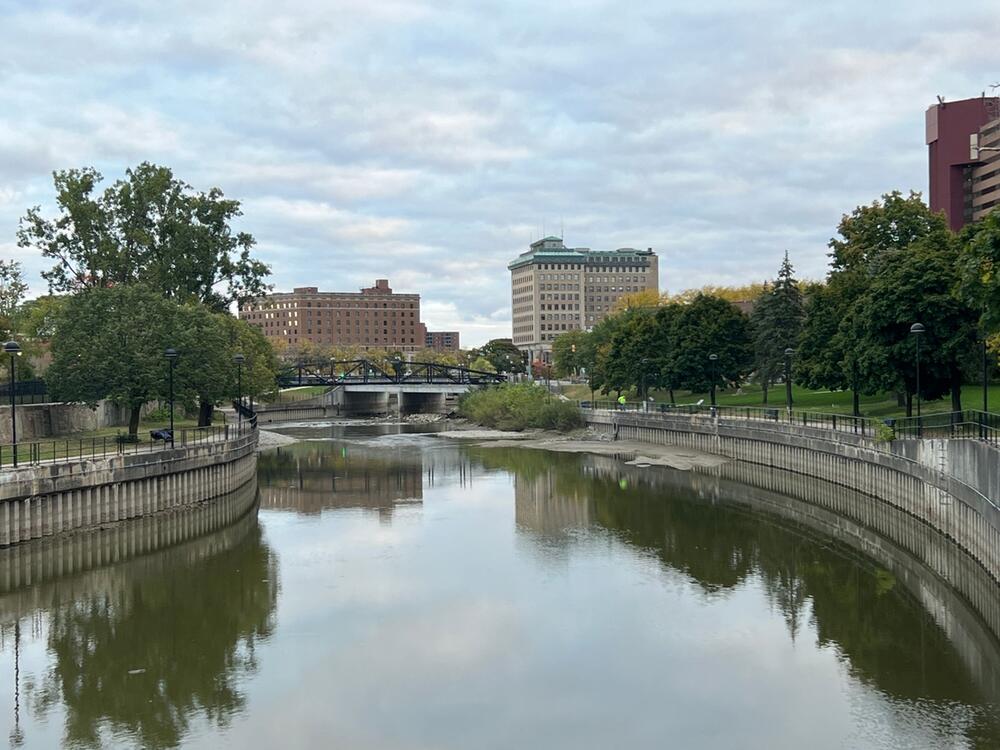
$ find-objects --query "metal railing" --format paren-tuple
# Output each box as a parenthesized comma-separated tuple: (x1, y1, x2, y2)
(0, 420, 257, 470)
(578, 400, 1000, 444)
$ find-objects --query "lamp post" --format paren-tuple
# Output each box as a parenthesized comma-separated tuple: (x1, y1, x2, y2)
(983, 336, 990, 414)
(164, 348, 178, 447)
(234, 353, 245, 431)
(640, 357, 650, 412)
(784, 347, 795, 414)
(910, 323, 925, 419)
(708, 353, 719, 407)
(4, 341, 22, 467)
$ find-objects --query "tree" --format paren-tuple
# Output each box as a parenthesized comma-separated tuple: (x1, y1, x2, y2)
(750, 253, 804, 404)
(845, 237, 976, 414)
(476, 338, 525, 374)
(18, 163, 271, 309)
(829, 190, 949, 272)
(551, 330, 590, 377)
(957, 208, 1000, 332)
(469, 355, 497, 373)
(0, 260, 27, 338)
(666, 283, 770, 305)
(218, 314, 281, 407)
(602, 310, 659, 396)
(670, 294, 753, 392)
(796, 280, 861, 414)
(47, 286, 177, 436)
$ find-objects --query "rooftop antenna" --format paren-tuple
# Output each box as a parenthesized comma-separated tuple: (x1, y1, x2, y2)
(937, 94, 946, 106)
(560, 217, 564, 240)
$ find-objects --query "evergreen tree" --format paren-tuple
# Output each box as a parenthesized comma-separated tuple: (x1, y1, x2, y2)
(750, 254, 804, 403)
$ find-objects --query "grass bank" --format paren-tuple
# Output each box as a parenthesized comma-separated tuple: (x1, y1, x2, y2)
(459, 384, 584, 431)
(560, 382, 999, 418)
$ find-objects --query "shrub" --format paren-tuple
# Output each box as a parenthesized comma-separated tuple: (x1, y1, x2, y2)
(458, 383, 583, 431)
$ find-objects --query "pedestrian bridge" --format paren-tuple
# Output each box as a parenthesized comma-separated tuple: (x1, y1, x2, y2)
(264, 360, 506, 420)
(277, 359, 505, 388)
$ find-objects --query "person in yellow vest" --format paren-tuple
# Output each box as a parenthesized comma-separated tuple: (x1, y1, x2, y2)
(617, 394, 626, 411)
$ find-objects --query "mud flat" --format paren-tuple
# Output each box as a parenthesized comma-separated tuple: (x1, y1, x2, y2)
(437, 428, 728, 471)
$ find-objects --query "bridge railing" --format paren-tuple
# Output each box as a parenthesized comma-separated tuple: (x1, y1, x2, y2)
(277, 359, 507, 387)
(0, 420, 258, 470)
(579, 401, 1000, 444)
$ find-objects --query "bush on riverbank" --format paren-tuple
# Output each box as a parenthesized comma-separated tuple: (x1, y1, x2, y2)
(458, 384, 583, 431)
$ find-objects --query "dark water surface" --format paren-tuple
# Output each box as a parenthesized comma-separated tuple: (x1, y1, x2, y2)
(1, 422, 999, 749)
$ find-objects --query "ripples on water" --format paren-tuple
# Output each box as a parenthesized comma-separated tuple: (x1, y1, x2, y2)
(0, 422, 998, 749)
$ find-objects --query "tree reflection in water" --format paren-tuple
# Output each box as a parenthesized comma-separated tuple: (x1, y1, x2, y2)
(18, 511, 277, 749)
(471, 444, 1000, 744)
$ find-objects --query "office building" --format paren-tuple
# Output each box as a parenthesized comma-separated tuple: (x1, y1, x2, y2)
(239, 279, 427, 353)
(508, 237, 659, 363)
(926, 94, 1000, 230)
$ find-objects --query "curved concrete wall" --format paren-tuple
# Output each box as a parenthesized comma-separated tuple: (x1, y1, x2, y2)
(587, 411, 1000, 588)
(0, 431, 258, 547)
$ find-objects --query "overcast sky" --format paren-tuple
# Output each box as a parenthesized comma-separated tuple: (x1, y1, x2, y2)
(1, 1, 998, 346)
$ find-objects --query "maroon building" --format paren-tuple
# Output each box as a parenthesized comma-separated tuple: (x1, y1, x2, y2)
(424, 331, 460, 352)
(926, 95, 1000, 230)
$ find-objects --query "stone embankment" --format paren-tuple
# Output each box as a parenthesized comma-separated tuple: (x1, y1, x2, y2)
(0, 428, 258, 547)
(584, 409, 1000, 591)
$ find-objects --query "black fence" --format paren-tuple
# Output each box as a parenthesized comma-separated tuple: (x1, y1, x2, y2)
(0, 422, 258, 469)
(579, 401, 1000, 444)
(0, 379, 48, 405)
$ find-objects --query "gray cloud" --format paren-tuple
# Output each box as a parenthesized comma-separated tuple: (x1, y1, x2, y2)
(2, 0, 999, 344)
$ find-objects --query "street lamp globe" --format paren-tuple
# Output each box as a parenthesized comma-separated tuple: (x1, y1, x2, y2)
(784, 347, 795, 357)
(910, 323, 925, 336)
(4, 341, 22, 356)
(233, 353, 245, 365)
(164, 347, 179, 361)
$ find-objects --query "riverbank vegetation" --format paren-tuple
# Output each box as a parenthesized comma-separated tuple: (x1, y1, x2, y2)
(554, 192, 1000, 418)
(459, 384, 583, 431)
(9, 163, 281, 437)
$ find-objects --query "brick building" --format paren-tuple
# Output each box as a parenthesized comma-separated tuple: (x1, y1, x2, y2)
(508, 236, 659, 363)
(425, 331, 460, 351)
(926, 94, 1000, 230)
(239, 279, 427, 353)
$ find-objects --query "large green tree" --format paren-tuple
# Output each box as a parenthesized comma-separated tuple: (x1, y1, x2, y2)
(18, 163, 270, 309)
(47, 285, 177, 436)
(798, 190, 960, 415)
(829, 190, 949, 272)
(845, 237, 976, 414)
(670, 294, 753, 392)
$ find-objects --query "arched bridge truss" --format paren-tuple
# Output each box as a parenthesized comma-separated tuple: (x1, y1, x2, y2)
(277, 360, 507, 388)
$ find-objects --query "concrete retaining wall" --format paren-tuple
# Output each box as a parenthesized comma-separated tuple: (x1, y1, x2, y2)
(0, 400, 160, 443)
(586, 411, 1000, 587)
(0, 430, 258, 547)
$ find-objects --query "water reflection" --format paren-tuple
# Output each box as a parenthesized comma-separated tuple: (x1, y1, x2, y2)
(3, 430, 1000, 748)
(472, 445, 1000, 730)
(0, 481, 277, 749)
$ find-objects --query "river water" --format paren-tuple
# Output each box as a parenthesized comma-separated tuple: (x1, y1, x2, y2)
(1, 422, 999, 749)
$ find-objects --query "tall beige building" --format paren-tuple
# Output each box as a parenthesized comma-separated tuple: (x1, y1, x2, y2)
(508, 237, 659, 363)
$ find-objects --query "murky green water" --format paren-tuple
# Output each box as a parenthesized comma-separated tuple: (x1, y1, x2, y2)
(1, 423, 999, 749)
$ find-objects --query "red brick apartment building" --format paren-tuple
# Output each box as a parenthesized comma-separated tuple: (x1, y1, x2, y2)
(239, 279, 427, 353)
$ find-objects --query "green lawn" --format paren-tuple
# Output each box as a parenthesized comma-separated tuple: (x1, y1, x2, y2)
(560, 382, 998, 418)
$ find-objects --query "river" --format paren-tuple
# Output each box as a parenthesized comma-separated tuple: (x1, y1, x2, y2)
(0, 422, 998, 749)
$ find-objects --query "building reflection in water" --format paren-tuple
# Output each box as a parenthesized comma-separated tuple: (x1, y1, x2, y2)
(256, 438, 485, 522)
(0, 480, 277, 749)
